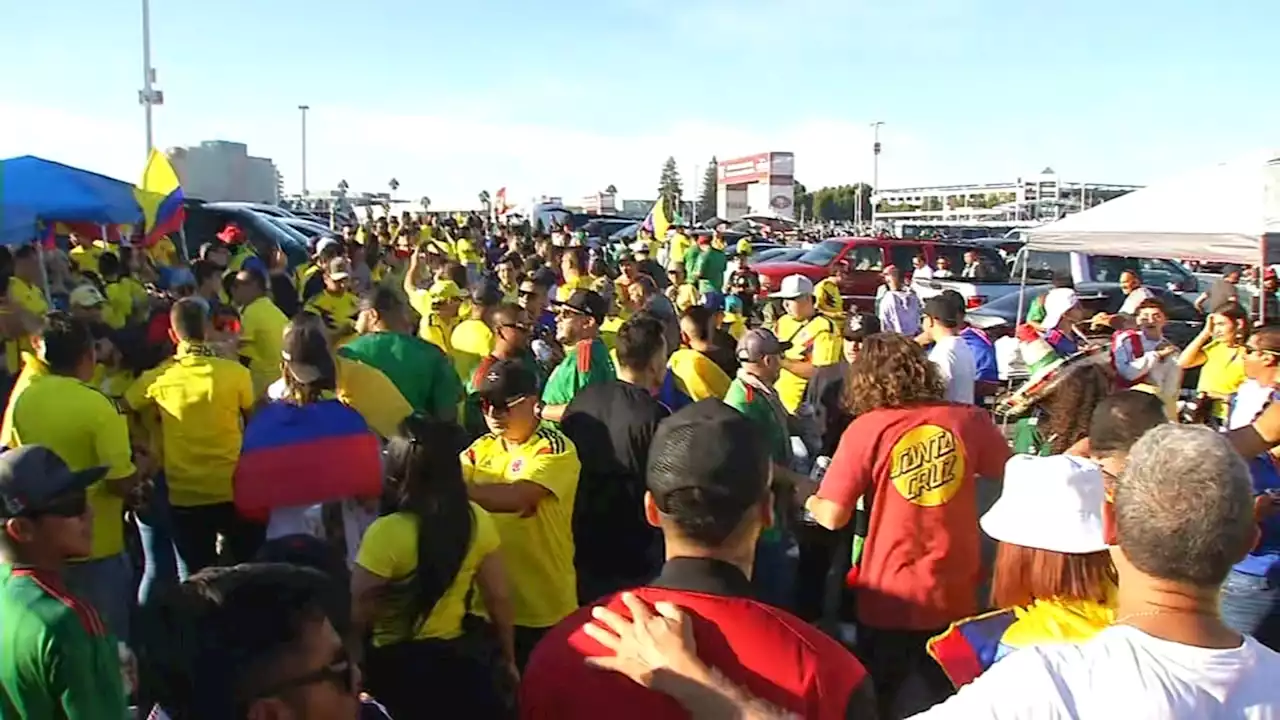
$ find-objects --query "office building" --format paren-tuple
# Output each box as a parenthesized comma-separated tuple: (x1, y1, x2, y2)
(167, 140, 282, 204)
(874, 168, 1141, 224)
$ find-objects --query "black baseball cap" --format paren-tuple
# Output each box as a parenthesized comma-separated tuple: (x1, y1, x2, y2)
(646, 400, 771, 516)
(552, 289, 607, 324)
(0, 446, 105, 519)
(476, 358, 539, 406)
(843, 312, 881, 341)
(471, 282, 503, 307)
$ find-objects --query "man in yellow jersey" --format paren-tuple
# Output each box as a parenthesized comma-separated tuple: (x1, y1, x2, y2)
(665, 264, 700, 313)
(411, 279, 464, 359)
(814, 258, 853, 322)
(295, 238, 344, 303)
(452, 284, 500, 384)
(125, 299, 258, 573)
(146, 233, 180, 268)
(461, 359, 581, 668)
(67, 232, 105, 279)
(667, 223, 693, 271)
(67, 285, 107, 327)
(770, 274, 841, 412)
(667, 306, 732, 401)
(304, 257, 360, 346)
(232, 266, 289, 398)
(7, 312, 139, 642)
(5, 246, 50, 375)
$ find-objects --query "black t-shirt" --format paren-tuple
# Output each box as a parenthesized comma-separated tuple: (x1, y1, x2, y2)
(561, 380, 670, 581)
(270, 272, 300, 318)
(1207, 277, 1239, 312)
(705, 329, 740, 378)
(802, 360, 852, 458)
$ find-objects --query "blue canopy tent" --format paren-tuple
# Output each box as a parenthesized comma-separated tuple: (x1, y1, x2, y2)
(0, 155, 143, 246)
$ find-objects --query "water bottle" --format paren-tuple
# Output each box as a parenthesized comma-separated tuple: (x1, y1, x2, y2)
(802, 456, 832, 524)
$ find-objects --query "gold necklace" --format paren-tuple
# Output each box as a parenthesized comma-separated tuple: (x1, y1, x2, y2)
(1114, 607, 1214, 625)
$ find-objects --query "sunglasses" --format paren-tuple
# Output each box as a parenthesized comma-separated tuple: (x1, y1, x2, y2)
(245, 647, 355, 703)
(480, 395, 529, 417)
(500, 322, 531, 334)
(518, 289, 539, 298)
(22, 489, 89, 519)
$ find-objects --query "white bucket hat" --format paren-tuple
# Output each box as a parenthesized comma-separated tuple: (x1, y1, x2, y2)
(1041, 287, 1080, 330)
(980, 454, 1108, 554)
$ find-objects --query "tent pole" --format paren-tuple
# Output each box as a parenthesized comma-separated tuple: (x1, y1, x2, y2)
(178, 226, 191, 264)
(35, 236, 52, 304)
(1261, 237, 1268, 324)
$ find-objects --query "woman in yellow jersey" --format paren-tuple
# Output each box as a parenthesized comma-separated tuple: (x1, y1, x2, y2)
(353, 417, 516, 718)
(927, 454, 1116, 690)
(1178, 302, 1249, 425)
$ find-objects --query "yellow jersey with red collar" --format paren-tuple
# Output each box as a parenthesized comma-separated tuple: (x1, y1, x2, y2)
(774, 313, 840, 412)
(460, 424, 581, 628)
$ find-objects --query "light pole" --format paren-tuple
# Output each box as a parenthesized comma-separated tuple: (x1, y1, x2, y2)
(138, 0, 162, 155)
(298, 105, 310, 195)
(869, 121, 884, 228)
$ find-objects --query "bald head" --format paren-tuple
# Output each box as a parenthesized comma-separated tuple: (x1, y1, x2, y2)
(1117, 424, 1255, 587)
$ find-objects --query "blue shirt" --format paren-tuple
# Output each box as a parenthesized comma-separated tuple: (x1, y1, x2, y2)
(960, 327, 999, 383)
(1043, 328, 1079, 358)
(1228, 381, 1280, 579)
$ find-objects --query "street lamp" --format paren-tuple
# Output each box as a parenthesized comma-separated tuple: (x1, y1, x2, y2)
(869, 121, 884, 227)
(138, 0, 163, 155)
(298, 105, 310, 195)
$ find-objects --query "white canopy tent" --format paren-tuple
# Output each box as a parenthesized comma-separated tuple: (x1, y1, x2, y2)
(1026, 151, 1280, 264)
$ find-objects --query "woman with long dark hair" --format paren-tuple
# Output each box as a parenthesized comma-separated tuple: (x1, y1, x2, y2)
(352, 416, 516, 718)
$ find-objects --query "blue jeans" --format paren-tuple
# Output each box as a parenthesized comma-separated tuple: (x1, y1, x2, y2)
(136, 473, 182, 609)
(65, 552, 134, 644)
(1220, 569, 1280, 650)
(753, 531, 799, 611)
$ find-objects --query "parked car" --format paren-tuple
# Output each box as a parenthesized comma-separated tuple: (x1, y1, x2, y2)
(210, 201, 297, 219)
(753, 237, 1006, 312)
(277, 217, 340, 243)
(965, 282, 1204, 347)
(750, 247, 805, 265)
(182, 200, 311, 270)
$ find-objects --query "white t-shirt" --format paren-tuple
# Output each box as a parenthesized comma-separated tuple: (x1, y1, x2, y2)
(912, 625, 1280, 719)
(929, 334, 976, 404)
(1119, 286, 1156, 315)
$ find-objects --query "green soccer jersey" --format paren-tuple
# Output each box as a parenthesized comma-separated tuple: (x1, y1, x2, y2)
(0, 564, 128, 719)
(339, 331, 463, 421)
(541, 338, 615, 407)
(723, 378, 790, 465)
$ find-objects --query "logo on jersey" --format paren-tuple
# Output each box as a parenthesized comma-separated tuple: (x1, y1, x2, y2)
(888, 424, 965, 506)
(509, 458, 524, 475)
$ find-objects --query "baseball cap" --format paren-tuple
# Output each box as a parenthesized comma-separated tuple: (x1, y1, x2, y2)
(427, 279, 464, 303)
(616, 250, 635, 264)
(737, 328, 791, 362)
(0, 446, 105, 519)
(769, 274, 815, 300)
(843, 312, 881, 341)
(629, 241, 650, 255)
(646, 400, 771, 517)
(326, 257, 353, 281)
(282, 315, 335, 385)
(314, 237, 341, 256)
(69, 284, 106, 308)
(475, 358, 539, 407)
(1042, 287, 1081, 330)
(552, 289, 607, 324)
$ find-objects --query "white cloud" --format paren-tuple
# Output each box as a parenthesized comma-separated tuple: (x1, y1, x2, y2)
(0, 101, 936, 210)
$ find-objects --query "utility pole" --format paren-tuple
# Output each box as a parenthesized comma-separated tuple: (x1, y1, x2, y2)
(870, 121, 884, 228)
(138, 0, 163, 155)
(298, 105, 310, 195)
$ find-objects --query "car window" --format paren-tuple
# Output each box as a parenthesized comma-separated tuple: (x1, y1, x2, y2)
(797, 239, 847, 267)
(1089, 256, 1192, 287)
(888, 245, 921, 272)
(847, 245, 884, 271)
(933, 246, 1011, 282)
(1154, 289, 1202, 322)
(1013, 251, 1072, 282)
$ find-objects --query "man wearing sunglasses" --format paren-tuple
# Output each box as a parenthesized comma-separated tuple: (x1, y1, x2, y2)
(0, 445, 129, 718)
(540, 290, 615, 423)
(461, 303, 538, 438)
(462, 359, 582, 668)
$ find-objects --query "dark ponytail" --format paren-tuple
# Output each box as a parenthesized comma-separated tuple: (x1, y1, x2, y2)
(382, 417, 474, 639)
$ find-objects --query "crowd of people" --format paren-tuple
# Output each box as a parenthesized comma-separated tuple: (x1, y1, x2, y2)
(0, 211, 1279, 719)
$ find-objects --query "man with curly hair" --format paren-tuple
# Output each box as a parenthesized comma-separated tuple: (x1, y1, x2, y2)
(805, 332, 1010, 718)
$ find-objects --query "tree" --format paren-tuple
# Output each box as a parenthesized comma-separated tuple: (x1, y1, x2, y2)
(657, 156, 683, 210)
(420, 196, 431, 211)
(478, 190, 491, 213)
(794, 181, 812, 221)
(696, 157, 718, 222)
(605, 184, 618, 194)
(808, 184, 873, 223)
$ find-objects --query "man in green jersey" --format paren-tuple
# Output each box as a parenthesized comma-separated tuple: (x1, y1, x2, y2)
(0, 446, 129, 719)
(342, 286, 464, 421)
(539, 290, 615, 422)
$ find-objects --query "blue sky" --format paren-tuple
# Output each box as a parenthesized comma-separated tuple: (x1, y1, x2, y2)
(2, 0, 1277, 208)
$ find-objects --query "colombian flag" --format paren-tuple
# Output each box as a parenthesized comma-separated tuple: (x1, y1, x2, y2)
(233, 399, 383, 518)
(134, 149, 185, 247)
(642, 195, 671, 240)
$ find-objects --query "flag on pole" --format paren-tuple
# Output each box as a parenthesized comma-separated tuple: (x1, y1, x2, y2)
(495, 187, 511, 216)
(134, 149, 185, 246)
(644, 195, 671, 240)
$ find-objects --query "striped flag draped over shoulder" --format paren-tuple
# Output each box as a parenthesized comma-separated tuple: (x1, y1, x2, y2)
(234, 399, 383, 517)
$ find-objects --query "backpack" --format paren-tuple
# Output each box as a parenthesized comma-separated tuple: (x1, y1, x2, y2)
(1110, 329, 1148, 389)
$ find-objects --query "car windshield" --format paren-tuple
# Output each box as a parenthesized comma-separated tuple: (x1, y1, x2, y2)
(797, 239, 845, 267)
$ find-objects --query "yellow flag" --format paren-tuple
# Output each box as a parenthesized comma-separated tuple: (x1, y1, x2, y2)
(134, 149, 183, 236)
(652, 195, 670, 243)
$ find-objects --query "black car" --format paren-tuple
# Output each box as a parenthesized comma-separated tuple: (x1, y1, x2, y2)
(182, 200, 312, 270)
(966, 282, 1205, 349)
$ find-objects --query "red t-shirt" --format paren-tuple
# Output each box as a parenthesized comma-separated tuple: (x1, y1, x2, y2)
(817, 402, 1009, 631)
(521, 562, 872, 720)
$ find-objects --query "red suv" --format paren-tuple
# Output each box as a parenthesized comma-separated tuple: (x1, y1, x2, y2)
(754, 237, 962, 312)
